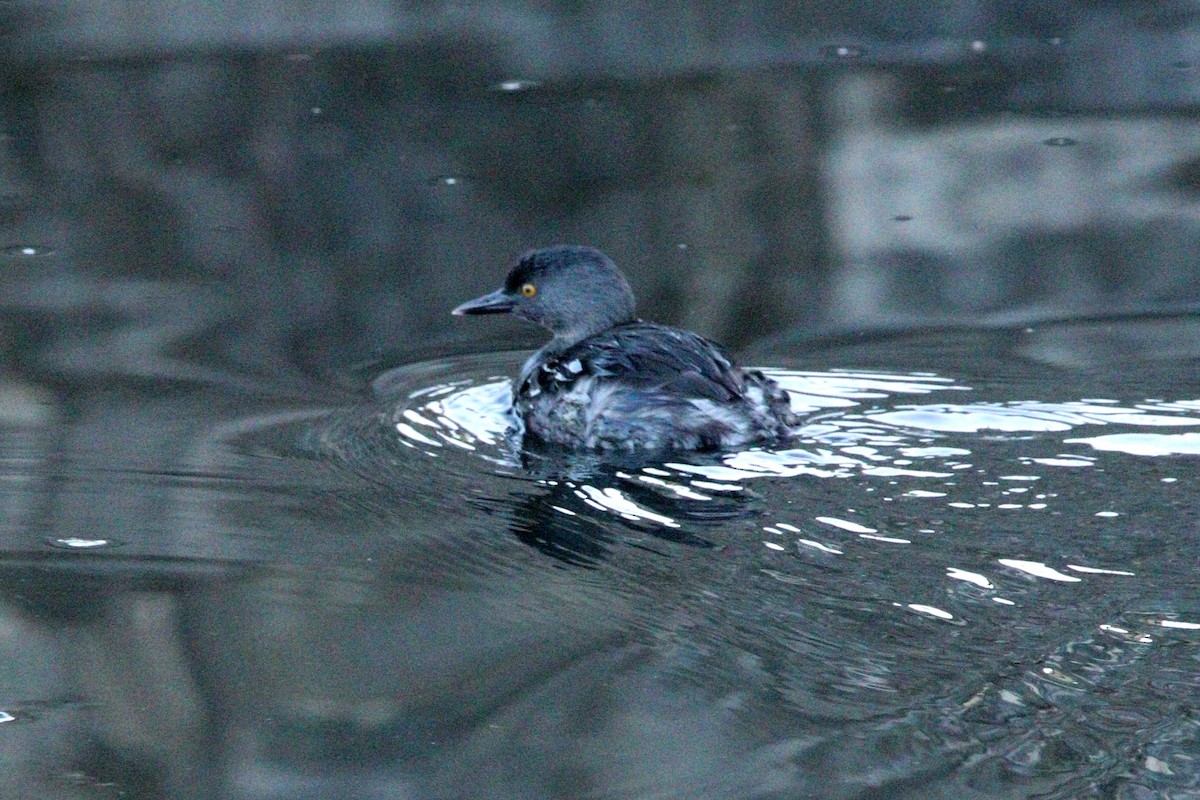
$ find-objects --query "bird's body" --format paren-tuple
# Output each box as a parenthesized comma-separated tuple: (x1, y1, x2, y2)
(516, 321, 794, 450)
(453, 245, 797, 452)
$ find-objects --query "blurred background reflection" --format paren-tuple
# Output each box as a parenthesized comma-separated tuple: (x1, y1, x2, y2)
(2, 2, 1199, 799)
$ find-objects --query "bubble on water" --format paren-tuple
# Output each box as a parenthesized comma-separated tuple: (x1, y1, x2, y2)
(4, 244, 54, 257)
(428, 175, 468, 187)
(1043, 137, 1077, 147)
(821, 44, 865, 60)
(492, 79, 540, 93)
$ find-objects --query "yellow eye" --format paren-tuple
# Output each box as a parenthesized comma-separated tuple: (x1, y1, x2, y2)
(520, 283, 537, 297)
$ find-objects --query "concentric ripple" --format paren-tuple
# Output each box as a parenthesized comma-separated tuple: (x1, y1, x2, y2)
(263, 340, 1200, 776)
(367, 352, 1200, 557)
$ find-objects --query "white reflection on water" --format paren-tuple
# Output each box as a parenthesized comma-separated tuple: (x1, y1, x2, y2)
(426, 380, 512, 446)
(395, 379, 512, 453)
(576, 484, 681, 528)
(860, 533, 912, 543)
(1066, 431, 1200, 456)
(815, 516, 875, 533)
(1067, 564, 1135, 576)
(1030, 456, 1093, 467)
(872, 401, 1200, 433)
(395, 422, 442, 448)
(395, 369, 1200, 508)
(626, 471, 711, 500)
(1161, 620, 1200, 630)
(797, 539, 843, 555)
(904, 604, 954, 620)
(764, 368, 968, 412)
(947, 568, 993, 588)
(390, 368, 1200, 599)
(998, 559, 1083, 583)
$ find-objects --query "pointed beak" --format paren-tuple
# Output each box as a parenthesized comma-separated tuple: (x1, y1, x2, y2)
(452, 288, 515, 316)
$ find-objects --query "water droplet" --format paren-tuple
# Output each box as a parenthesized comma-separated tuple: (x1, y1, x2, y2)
(676, 243, 689, 250)
(492, 79, 540, 93)
(428, 175, 468, 187)
(970, 40, 987, 53)
(1043, 137, 1077, 147)
(821, 44, 865, 60)
(3, 244, 53, 257)
(1046, 36, 1064, 46)
(310, 106, 323, 116)
(46, 537, 123, 551)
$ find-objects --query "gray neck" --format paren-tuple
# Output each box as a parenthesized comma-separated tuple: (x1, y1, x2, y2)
(539, 267, 636, 351)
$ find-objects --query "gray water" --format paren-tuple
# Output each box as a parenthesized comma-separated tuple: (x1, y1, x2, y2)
(4, 4, 1200, 799)
(5, 316, 1200, 799)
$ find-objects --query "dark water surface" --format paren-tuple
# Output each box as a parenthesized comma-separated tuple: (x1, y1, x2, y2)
(4, 314, 1200, 799)
(4, 4, 1200, 798)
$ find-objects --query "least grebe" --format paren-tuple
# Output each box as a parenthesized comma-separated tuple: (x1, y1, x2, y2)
(453, 245, 797, 451)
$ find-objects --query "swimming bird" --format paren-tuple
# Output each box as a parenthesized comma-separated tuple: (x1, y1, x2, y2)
(453, 245, 796, 451)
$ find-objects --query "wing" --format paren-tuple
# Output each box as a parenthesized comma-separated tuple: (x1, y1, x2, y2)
(528, 322, 746, 403)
